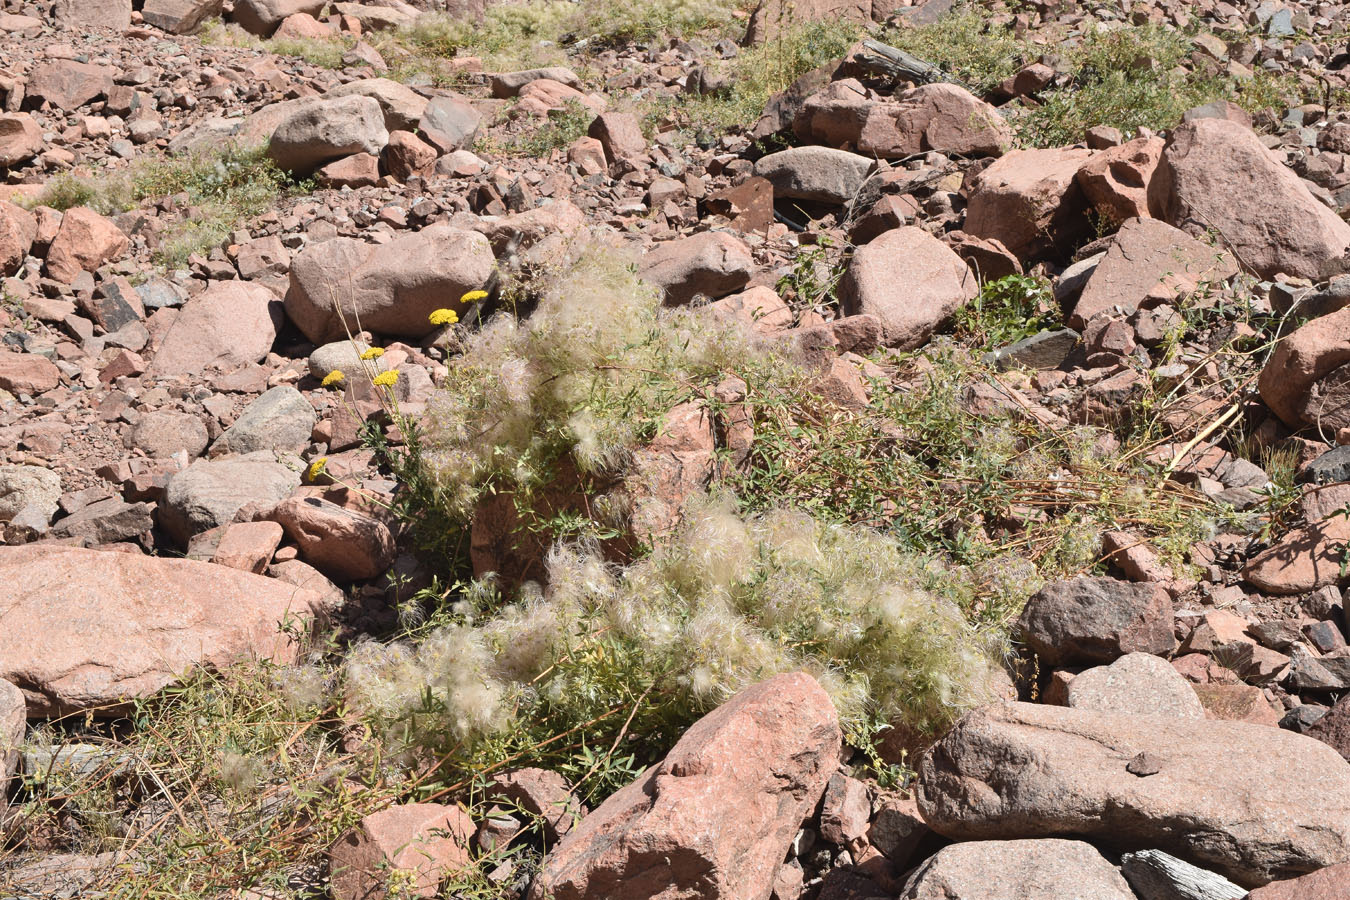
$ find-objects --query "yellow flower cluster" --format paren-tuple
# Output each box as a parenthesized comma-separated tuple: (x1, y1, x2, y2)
(461, 289, 488, 304)
(305, 457, 328, 481)
(429, 308, 459, 327)
(321, 370, 345, 387)
(371, 370, 399, 388)
(360, 347, 384, 360)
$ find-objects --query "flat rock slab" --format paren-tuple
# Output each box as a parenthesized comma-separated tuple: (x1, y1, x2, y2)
(0, 546, 321, 716)
(917, 701, 1350, 886)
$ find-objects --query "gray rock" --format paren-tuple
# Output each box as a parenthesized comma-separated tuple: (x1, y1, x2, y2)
(1067, 652, 1205, 718)
(231, 0, 324, 35)
(985, 328, 1080, 371)
(418, 94, 482, 152)
(211, 386, 315, 457)
(307, 339, 386, 382)
(135, 278, 186, 310)
(917, 701, 1350, 886)
(489, 67, 581, 98)
(1018, 576, 1177, 666)
(49, 499, 154, 544)
(898, 839, 1136, 900)
(141, 0, 223, 33)
(1054, 251, 1105, 305)
(0, 465, 61, 524)
(267, 95, 389, 175)
(754, 146, 875, 205)
(1120, 849, 1246, 900)
(159, 454, 299, 546)
(128, 410, 209, 459)
(1297, 444, 1350, 485)
(326, 78, 428, 132)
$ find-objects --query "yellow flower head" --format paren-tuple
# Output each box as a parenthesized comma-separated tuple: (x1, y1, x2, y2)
(429, 308, 459, 326)
(460, 289, 488, 304)
(305, 457, 328, 481)
(359, 347, 385, 360)
(371, 370, 399, 388)
(321, 370, 345, 387)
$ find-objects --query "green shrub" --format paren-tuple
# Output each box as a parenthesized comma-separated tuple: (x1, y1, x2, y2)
(1020, 24, 1301, 145)
(498, 99, 598, 157)
(882, 9, 1036, 93)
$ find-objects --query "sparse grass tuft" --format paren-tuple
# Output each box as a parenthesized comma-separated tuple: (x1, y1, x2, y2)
(200, 20, 353, 68)
(5, 660, 373, 900)
(27, 148, 303, 269)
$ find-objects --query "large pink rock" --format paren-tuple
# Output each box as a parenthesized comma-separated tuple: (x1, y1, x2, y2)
(44, 207, 128, 283)
(141, 0, 225, 34)
(0, 349, 60, 395)
(1247, 862, 1350, 900)
(1075, 135, 1162, 224)
(149, 281, 281, 376)
(25, 60, 114, 112)
(840, 226, 978, 349)
(0, 113, 44, 168)
(964, 146, 1094, 260)
(1242, 515, 1350, 595)
(798, 81, 1010, 159)
(1258, 304, 1350, 429)
(52, 0, 132, 30)
(639, 232, 754, 306)
(0, 200, 36, 277)
(329, 803, 473, 900)
(271, 496, 395, 582)
(0, 545, 321, 716)
(745, 0, 890, 42)
(528, 672, 841, 900)
(1069, 217, 1238, 329)
(285, 225, 493, 343)
(1148, 118, 1350, 280)
(918, 701, 1350, 886)
(231, 0, 325, 35)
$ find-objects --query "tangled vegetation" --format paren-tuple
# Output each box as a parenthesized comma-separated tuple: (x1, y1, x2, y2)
(345, 498, 1007, 793)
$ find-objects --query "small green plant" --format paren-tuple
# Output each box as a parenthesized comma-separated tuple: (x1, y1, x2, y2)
(501, 99, 598, 157)
(776, 235, 846, 313)
(953, 273, 1058, 349)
